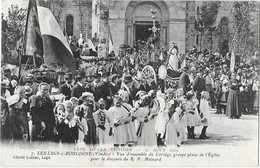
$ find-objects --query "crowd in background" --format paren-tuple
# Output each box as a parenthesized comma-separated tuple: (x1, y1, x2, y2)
(1, 35, 259, 147)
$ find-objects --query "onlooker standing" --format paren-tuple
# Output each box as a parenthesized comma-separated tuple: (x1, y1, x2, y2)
(58, 72, 73, 100)
(226, 73, 242, 119)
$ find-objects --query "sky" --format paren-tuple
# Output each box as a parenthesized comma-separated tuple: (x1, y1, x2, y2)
(2, 0, 28, 18)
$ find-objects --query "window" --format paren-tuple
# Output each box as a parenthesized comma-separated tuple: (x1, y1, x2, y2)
(66, 15, 74, 36)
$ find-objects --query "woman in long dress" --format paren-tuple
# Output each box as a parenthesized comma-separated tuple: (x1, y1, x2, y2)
(168, 43, 179, 71)
(226, 73, 242, 119)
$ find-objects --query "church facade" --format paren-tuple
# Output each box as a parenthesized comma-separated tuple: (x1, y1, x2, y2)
(48, 0, 254, 55)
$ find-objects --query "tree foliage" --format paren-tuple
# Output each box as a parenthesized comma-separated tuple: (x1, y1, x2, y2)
(195, 1, 220, 32)
(7, 4, 27, 39)
(200, 1, 221, 30)
(232, 1, 257, 56)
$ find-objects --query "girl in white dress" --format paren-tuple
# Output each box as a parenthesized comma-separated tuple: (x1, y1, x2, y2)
(108, 96, 128, 147)
(164, 99, 180, 147)
(176, 88, 188, 143)
(119, 90, 137, 146)
(199, 91, 212, 139)
(73, 105, 88, 145)
(186, 92, 200, 139)
(134, 94, 157, 147)
(154, 90, 167, 146)
(93, 98, 113, 146)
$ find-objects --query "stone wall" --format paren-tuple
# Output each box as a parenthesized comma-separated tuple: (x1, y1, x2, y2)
(50, 0, 92, 40)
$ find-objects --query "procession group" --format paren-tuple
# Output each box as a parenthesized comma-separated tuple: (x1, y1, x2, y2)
(1, 35, 259, 148)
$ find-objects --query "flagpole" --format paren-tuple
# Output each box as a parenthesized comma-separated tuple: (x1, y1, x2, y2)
(19, 0, 31, 84)
(17, 49, 22, 84)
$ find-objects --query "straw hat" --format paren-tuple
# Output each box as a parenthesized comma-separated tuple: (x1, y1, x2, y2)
(79, 92, 95, 101)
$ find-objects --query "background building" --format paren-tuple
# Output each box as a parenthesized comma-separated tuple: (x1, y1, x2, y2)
(5, 0, 259, 56)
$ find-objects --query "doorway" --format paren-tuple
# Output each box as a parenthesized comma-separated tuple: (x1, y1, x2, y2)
(135, 21, 160, 48)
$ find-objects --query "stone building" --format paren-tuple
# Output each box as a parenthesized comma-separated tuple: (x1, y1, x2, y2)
(20, 0, 259, 55)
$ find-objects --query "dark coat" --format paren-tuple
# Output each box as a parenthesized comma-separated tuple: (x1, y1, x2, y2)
(57, 120, 78, 143)
(193, 76, 206, 100)
(93, 81, 110, 102)
(193, 76, 206, 92)
(30, 95, 55, 141)
(71, 83, 85, 99)
(178, 72, 190, 94)
(109, 82, 119, 96)
(9, 107, 25, 140)
(58, 83, 72, 100)
(1, 98, 11, 140)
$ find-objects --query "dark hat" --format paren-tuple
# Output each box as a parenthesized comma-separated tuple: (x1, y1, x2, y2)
(64, 72, 73, 79)
(123, 75, 132, 83)
(96, 73, 102, 78)
(76, 72, 85, 79)
(1, 82, 9, 89)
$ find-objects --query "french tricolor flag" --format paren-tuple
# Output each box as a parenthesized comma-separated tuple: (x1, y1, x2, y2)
(23, 0, 76, 75)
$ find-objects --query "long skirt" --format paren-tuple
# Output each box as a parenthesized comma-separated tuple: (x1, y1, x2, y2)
(113, 124, 127, 145)
(137, 120, 157, 147)
(226, 89, 241, 118)
(125, 121, 137, 143)
(165, 122, 179, 146)
(85, 119, 96, 145)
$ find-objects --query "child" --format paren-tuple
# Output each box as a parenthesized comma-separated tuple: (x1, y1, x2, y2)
(119, 90, 137, 147)
(74, 105, 88, 145)
(155, 90, 167, 147)
(93, 98, 113, 146)
(134, 94, 157, 147)
(186, 91, 199, 139)
(54, 103, 66, 142)
(70, 97, 79, 111)
(176, 88, 187, 143)
(199, 91, 212, 139)
(107, 96, 128, 147)
(79, 92, 96, 145)
(165, 99, 180, 147)
(57, 110, 78, 144)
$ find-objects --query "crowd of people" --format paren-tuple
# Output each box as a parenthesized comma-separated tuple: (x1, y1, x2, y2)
(1, 35, 259, 148)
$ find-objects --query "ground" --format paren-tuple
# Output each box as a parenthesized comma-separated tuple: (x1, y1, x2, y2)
(0, 109, 258, 167)
(178, 108, 259, 166)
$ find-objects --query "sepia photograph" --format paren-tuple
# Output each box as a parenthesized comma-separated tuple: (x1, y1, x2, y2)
(0, 0, 259, 167)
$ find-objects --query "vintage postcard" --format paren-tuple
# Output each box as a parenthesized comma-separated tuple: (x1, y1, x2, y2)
(1, 0, 259, 167)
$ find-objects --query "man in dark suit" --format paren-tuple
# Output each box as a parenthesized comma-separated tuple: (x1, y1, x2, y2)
(58, 72, 73, 100)
(193, 69, 206, 113)
(71, 72, 86, 99)
(178, 66, 190, 95)
(109, 74, 119, 96)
